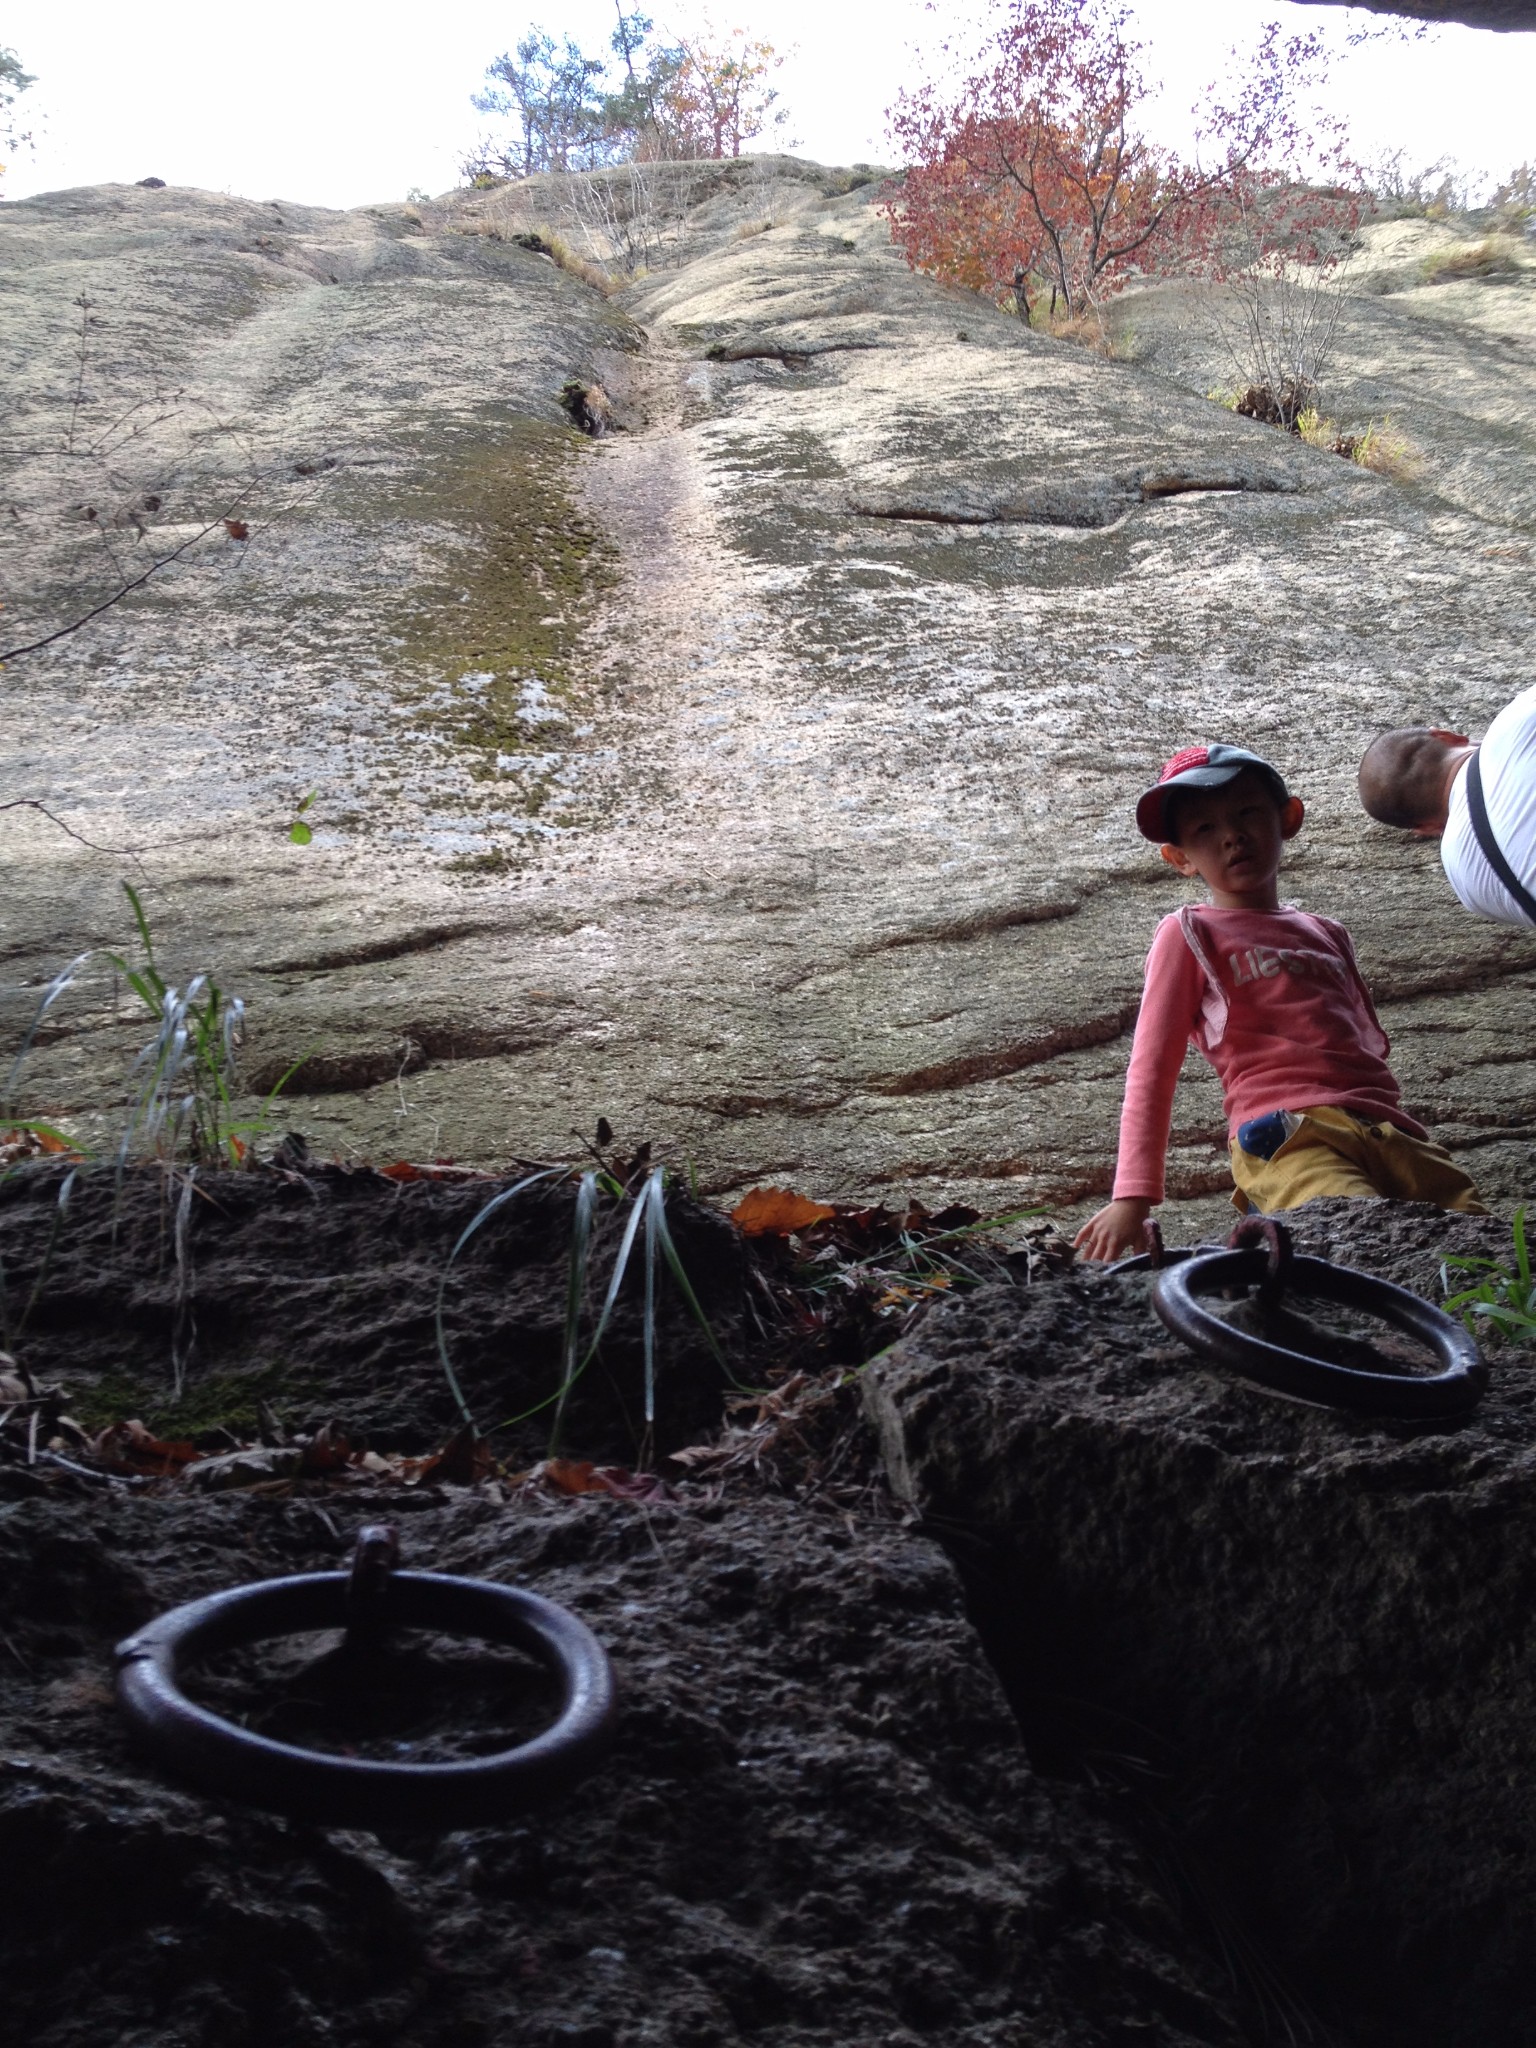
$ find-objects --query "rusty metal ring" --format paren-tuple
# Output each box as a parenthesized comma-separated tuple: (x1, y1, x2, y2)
(1225, 1215, 1292, 1309)
(1108, 1245, 1212, 1276)
(115, 1571, 616, 1830)
(1152, 1247, 1486, 1418)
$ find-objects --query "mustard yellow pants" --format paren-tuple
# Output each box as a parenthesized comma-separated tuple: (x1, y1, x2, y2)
(1229, 1104, 1486, 1216)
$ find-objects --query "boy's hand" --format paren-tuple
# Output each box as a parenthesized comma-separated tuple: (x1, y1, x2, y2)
(1074, 1197, 1154, 1264)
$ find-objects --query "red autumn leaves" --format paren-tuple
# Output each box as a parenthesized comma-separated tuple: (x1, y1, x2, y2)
(886, 0, 1362, 316)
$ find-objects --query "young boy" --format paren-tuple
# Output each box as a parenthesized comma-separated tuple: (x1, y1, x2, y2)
(1074, 742, 1485, 1264)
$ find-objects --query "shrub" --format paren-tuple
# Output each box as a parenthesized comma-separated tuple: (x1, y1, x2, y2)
(885, 0, 1358, 319)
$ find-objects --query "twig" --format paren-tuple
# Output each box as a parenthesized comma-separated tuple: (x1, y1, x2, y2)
(0, 799, 150, 867)
(0, 481, 260, 663)
(66, 294, 91, 458)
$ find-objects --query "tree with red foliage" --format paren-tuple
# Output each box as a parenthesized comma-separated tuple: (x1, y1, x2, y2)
(886, 0, 1357, 321)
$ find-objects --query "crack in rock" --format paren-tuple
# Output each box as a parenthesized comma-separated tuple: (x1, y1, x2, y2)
(255, 923, 501, 977)
(874, 1004, 1141, 1096)
(852, 469, 1297, 530)
(704, 338, 882, 368)
(247, 1022, 541, 1096)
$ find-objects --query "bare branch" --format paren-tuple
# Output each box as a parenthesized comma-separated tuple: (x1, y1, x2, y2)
(0, 798, 150, 869)
(0, 481, 261, 666)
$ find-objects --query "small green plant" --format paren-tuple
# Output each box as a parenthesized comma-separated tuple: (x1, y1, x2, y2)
(1441, 1209, 1536, 1342)
(1292, 407, 1422, 484)
(1351, 416, 1422, 483)
(4, 883, 300, 1172)
(288, 790, 317, 845)
(434, 1161, 731, 1450)
(110, 884, 252, 1167)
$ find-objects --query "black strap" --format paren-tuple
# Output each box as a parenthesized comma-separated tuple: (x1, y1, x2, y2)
(1465, 748, 1536, 926)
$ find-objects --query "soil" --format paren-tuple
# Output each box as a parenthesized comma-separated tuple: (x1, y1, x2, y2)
(2, 1169, 1532, 2045)
(0, 1161, 1263, 2048)
(0, 1160, 750, 1464)
(866, 1198, 1536, 2048)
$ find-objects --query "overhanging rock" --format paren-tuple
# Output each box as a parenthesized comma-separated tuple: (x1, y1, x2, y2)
(862, 1200, 1536, 2048)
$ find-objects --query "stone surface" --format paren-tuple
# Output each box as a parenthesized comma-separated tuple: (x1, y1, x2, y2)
(3, 166, 1535, 1227)
(862, 1198, 1536, 2046)
(0, 1486, 1252, 2048)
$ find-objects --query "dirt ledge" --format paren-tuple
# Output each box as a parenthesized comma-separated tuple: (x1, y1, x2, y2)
(863, 1200, 1536, 2047)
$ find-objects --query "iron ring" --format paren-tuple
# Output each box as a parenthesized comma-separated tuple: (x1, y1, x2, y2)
(115, 1570, 616, 1830)
(1152, 1247, 1486, 1418)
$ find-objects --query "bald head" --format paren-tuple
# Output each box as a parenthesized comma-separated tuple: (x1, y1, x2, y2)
(1359, 727, 1474, 835)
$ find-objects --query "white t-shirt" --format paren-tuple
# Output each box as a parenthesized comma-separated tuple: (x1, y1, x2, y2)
(1441, 683, 1536, 926)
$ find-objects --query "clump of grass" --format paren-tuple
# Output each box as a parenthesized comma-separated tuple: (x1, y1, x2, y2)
(1420, 236, 1522, 284)
(1442, 1209, 1536, 1342)
(3, 883, 299, 1173)
(1296, 406, 1423, 482)
(494, 223, 617, 294)
(1043, 306, 1138, 360)
(435, 1161, 731, 1452)
(1351, 416, 1423, 482)
(733, 217, 775, 242)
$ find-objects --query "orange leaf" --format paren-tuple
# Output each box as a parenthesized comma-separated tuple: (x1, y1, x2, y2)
(224, 517, 249, 541)
(91, 1418, 201, 1475)
(730, 1186, 837, 1237)
(542, 1457, 602, 1494)
(377, 1161, 421, 1182)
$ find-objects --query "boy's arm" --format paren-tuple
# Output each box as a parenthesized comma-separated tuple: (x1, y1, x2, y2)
(1075, 918, 1205, 1262)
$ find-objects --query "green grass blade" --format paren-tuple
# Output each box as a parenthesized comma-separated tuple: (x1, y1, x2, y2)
(1515, 1207, 1530, 1296)
(550, 1172, 598, 1453)
(434, 1167, 565, 1434)
(493, 1188, 648, 1435)
(122, 880, 156, 970)
(645, 1167, 748, 1389)
(643, 1171, 660, 1425)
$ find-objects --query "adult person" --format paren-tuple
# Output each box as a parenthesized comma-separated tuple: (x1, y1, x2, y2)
(1358, 687, 1536, 926)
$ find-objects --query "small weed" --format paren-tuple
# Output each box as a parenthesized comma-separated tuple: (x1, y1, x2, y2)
(1043, 305, 1137, 359)
(504, 222, 616, 293)
(434, 1160, 731, 1449)
(288, 790, 316, 845)
(1350, 416, 1423, 483)
(3, 883, 300, 1172)
(1442, 1210, 1536, 1342)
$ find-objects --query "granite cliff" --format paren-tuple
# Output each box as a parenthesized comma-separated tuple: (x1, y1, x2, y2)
(4, 159, 1535, 1226)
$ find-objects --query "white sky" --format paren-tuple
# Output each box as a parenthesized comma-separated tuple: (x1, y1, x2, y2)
(2, 1, 1533, 212)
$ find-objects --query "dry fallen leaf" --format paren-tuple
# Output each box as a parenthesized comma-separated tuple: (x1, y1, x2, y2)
(90, 1418, 201, 1475)
(538, 1458, 674, 1502)
(730, 1186, 837, 1237)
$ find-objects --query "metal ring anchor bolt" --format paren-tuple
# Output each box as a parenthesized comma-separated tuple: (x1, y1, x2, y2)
(1114, 1217, 1487, 1420)
(115, 1525, 616, 1830)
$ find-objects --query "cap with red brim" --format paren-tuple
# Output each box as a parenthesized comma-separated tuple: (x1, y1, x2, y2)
(1136, 743, 1289, 843)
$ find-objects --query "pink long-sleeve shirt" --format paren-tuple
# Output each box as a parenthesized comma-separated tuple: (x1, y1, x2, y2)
(1112, 905, 1424, 1203)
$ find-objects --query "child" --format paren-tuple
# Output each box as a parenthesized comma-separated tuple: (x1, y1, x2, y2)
(1074, 742, 1485, 1264)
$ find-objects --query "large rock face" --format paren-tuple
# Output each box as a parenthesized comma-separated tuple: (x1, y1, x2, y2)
(3, 164, 1535, 1224)
(863, 1199, 1536, 2047)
